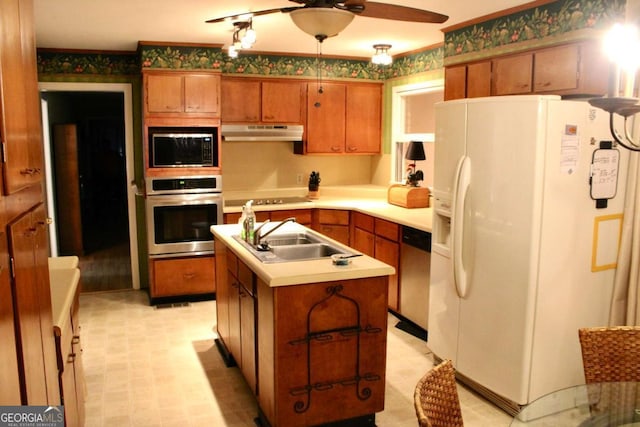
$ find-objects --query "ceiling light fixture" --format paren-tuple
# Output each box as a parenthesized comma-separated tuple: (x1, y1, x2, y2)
(372, 44, 393, 66)
(289, 8, 354, 42)
(588, 23, 640, 152)
(227, 19, 256, 58)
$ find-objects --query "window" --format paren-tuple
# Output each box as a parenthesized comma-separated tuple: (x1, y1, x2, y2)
(391, 81, 443, 186)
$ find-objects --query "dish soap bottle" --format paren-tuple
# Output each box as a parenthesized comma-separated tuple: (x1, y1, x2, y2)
(243, 200, 255, 243)
(238, 205, 247, 240)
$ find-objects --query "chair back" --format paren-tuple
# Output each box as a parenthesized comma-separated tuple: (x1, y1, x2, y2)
(414, 359, 464, 427)
(578, 326, 640, 383)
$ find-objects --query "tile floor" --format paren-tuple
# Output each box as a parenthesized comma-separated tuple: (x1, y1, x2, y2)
(79, 290, 512, 426)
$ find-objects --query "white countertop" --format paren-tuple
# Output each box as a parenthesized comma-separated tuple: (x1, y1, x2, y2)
(211, 222, 395, 287)
(49, 267, 81, 335)
(223, 185, 432, 232)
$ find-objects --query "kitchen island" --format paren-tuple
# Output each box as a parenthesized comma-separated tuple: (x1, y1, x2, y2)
(211, 222, 395, 427)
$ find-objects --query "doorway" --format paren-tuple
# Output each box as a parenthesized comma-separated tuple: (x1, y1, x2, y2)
(39, 82, 140, 292)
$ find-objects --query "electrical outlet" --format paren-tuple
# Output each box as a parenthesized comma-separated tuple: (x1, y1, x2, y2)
(296, 173, 303, 185)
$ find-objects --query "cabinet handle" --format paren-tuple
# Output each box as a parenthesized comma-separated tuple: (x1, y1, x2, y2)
(67, 353, 76, 363)
(20, 168, 36, 176)
(331, 146, 341, 152)
(346, 146, 358, 152)
(184, 272, 196, 280)
(72, 336, 80, 345)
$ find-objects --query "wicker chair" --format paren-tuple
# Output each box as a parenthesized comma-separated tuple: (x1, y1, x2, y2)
(578, 326, 640, 384)
(414, 359, 464, 427)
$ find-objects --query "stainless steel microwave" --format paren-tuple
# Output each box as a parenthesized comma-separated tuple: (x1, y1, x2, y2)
(149, 128, 219, 168)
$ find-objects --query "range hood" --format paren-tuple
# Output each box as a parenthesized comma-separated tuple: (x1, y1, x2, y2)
(221, 124, 304, 142)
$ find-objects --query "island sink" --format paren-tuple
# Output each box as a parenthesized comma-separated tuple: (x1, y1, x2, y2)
(232, 230, 355, 263)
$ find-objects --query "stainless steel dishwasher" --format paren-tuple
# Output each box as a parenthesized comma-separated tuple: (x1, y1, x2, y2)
(396, 225, 431, 340)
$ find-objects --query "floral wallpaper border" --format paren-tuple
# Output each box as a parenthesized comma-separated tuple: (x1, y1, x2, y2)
(444, 0, 625, 60)
(138, 43, 443, 80)
(37, 44, 443, 81)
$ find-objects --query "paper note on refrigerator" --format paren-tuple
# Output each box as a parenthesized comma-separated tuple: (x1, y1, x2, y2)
(560, 133, 579, 175)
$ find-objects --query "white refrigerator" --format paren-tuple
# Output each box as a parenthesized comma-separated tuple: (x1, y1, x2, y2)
(428, 95, 629, 414)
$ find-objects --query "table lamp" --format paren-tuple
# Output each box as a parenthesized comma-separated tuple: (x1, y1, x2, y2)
(405, 141, 425, 187)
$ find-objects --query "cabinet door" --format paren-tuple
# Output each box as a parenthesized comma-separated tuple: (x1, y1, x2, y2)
(306, 82, 346, 153)
(61, 356, 79, 427)
(146, 74, 184, 113)
(9, 205, 59, 405)
(33, 205, 59, 405)
(221, 79, 261, 122)
(71, 330, 85, 426)
(0, 0, 43, 195)
(352, 228, 375, 257)
(214, 240, 230, 344)
(262, 81, 305, 123)
(467, 61, 492, 98)
(151, 256, 215, 297)
(184, 74, 220, 114)
(534, 44, 579, 93)
(227, 273, 242, 364)
(493, 53, 533, 95)
(237, 260, 254, 388)
(577, 41, 609, 96)
(345, 84, 381, 154)
(375, 236, 399, 310)
(0, 232, 21, 405)
(444, 65, 467, 100)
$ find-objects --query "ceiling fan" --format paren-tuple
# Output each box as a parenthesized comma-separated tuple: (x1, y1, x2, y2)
(206, 0, 449, 42)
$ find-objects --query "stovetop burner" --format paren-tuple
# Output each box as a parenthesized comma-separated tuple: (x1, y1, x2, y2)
(225, 196, 311, 207)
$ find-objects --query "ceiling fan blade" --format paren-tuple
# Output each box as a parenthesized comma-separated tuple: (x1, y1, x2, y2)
(355, 2, 448, 23)
(206, 7, 300, 24)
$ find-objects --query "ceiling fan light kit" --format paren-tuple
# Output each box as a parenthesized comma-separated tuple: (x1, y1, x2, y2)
(227, 19, 256, 57)
(371, 43, 392, 65)
(207, 1, 448, 57)
(290, 8, 355, 41)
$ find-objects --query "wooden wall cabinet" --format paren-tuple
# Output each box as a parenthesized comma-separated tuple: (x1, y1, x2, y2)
(304, 82, 381, 155)
(445, 41, 608, 100)
(345, 84, 382, 153)
(221, 78, 306, 124)
(492, 52, 533, 95)
(444, 61, 492, 100)
(0, 0, 44, 195)
(144, 71, 221, 117)
(149, 255, 215, 299)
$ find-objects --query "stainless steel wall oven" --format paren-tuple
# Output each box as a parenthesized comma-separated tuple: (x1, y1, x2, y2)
(145, 175, 222, 257)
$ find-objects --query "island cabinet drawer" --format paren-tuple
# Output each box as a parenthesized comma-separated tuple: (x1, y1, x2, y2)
(374, 218, 400, 242)
(151, 256, 215, 297)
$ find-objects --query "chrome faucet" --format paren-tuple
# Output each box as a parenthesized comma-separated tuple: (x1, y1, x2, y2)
(251, 217, 297, 246)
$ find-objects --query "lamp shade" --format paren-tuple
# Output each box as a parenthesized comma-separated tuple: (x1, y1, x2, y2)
(290, 8, 354, 41)
(405, 141, 426, 161)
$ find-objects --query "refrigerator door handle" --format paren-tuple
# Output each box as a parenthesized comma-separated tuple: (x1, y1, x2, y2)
(452, 155, 470, 298)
